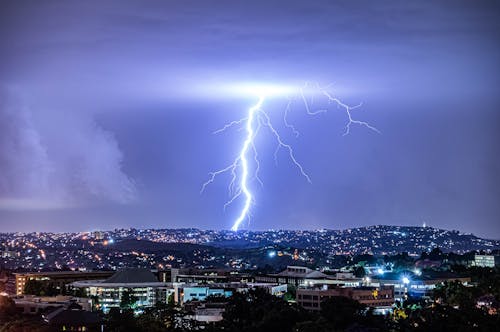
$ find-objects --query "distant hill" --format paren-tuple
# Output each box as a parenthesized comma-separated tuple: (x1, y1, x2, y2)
(114, 225, 500, 255)
(200, 225, 500, 254)
(112, 239, 212, 253)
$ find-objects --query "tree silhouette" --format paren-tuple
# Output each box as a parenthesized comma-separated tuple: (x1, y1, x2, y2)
(320, 296, 366, 330)
(120, 288, 138, 310)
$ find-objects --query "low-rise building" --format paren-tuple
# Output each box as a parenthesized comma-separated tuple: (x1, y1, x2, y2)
(70, 268, 170, 313)
(255, 266, 361, 287)
(174, 282, 287, 305)
(186, 303, 226, 323)
(158, 268, 252, 284)
(1, 249, 20, 258)
(179, 285, 232, 304)
(370, 271, 471, 301)
(472, 254, 498, 268)
(15, 271, 114, 295)
(13, 295, 91, 315)
(44, 306, 103, 332)
(297, 285, 394, 312)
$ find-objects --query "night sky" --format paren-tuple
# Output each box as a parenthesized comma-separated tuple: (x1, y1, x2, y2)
(1, 1, 499, 237)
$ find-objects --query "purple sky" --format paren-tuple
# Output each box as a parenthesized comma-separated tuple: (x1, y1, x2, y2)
(1, 1, 499, 237)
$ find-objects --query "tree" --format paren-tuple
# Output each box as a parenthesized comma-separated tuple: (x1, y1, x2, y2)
(106, 307, 138, 332)
(0, 317, 51, 332)
(353, 266, 366, 278)
(0, 295, 17, 319)
(284, 284, 296, 302)
(72, 287, 87, 298)
(222, 288, 311, 332)
(320, 296, 366, 330)
(167, 293, 175, 306)
(23, 280, 44, 296)
(293, 318, 331, 332)
(23, 280, 58, 296)
(397, 303, 500, 331)
(429, 247, 444, 261)
(352, 254, 377, 266)
(433, 280, 477, 309)
(120, 288, 138, 310)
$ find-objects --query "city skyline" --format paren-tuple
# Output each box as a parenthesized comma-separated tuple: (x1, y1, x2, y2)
(1, 1, 499, 237)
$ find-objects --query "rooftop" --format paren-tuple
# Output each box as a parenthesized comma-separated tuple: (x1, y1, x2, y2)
(103, 268, 158, 284)
(46, 308, 102, 325)
(275, 266, 328, 279)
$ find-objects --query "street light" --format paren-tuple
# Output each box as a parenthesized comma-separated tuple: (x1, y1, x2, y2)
(401, 276, 410, 302)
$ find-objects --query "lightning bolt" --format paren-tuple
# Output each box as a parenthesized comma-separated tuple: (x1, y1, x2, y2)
(201, 83, 379, 231)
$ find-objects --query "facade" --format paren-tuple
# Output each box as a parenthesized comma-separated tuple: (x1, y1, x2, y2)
(246, 283, 288, 297)
(473, 254, 497, 268)
(158, 268, 252, 284)
(192, 306, 225, 322)
(370, 272, 471, 301)
(174, 282, 287, 305)
(255, 266, 361, 287)
(296, 286, 394, 311)
(13, 295, 91, 315)
(1, 249, 19, 258)
(180, 286, 232, 303)
(14, 271, 114, 295)
(70, 268, 170, 313)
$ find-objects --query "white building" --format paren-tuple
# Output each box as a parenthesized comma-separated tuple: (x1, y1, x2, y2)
(255, 266, 361, 287)
(70, 268, 171, 313)
(473, 254, 497, 268)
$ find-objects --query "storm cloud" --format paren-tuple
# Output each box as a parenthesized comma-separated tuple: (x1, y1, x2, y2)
(0, 1, 499, 237)
(0, 87, 135, 210)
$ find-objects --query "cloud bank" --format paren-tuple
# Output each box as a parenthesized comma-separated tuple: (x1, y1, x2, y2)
(0, 87, 135, 210)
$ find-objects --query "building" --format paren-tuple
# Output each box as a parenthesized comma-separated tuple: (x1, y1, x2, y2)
(178, 285, 232, 304)
(1, 249, 19, 258)
(158, 268, 252, 284)
(13, 295, 92, 315)
(188, 303, 226, 323)
(255, 266, 361, 287)
(70, 268, 170, 313)
(370, 271, 471, 301)
(174, 282, 287, 305)
(15, 271, 114, 295)
(44, 305, 103, 332)
(473, 254, 498, 268)
(296, 285, 394, 312)
(92, 231, 104, 240)
(246, 283, 288, 297)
